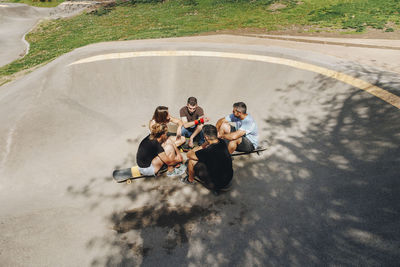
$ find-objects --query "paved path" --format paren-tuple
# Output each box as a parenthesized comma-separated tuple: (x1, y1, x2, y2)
(0, 3, 50, 67)
(0, 1, 97, 67)
(0, 35, 399, 266)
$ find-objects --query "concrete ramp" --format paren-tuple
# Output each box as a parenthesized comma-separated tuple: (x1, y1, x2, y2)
(0, 36, 399, 266)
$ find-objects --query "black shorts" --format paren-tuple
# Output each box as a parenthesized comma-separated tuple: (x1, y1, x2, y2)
(229, 125, 255, 153)
(194, 162, 231, 191)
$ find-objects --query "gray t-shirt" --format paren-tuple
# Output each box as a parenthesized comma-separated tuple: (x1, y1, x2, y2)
(225, 113, 258, 147)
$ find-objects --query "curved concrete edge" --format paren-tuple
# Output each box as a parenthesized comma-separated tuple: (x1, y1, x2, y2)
(246, 34, 400, 50)
(3, 35, 399, 107)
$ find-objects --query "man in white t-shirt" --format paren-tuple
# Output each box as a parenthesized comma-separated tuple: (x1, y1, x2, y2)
(216, 102, 258, 154)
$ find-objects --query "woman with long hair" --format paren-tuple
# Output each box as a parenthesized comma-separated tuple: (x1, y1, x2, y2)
(149, 106, 186, 147)
(136, 123, 186, 177)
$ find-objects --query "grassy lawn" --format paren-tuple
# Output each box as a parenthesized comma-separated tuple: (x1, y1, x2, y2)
(4, 0, 65, 7)
(1, 0, 399, 82)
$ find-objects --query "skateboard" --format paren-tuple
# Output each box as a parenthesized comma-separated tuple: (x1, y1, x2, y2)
(113, 165, 168, 184)
(231, 146, 268, 157)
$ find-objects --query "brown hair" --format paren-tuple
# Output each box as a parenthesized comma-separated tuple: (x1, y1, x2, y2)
(149, 123, 168, 140)
(152, 106, 170, 123)
(202, 124, 217, 140)
(187, 97, 197, 106)
(233, 102, 247, 114)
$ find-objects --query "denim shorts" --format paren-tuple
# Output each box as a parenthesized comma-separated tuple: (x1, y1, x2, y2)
(138, 164, 155, 176)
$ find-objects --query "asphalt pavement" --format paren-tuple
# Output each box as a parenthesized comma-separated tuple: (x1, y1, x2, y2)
(0, 4, 399, 266)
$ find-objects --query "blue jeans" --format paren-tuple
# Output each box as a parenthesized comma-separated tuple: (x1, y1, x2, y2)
(181, 126, 205, 145)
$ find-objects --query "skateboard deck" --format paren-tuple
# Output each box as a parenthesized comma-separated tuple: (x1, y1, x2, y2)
(231, 146, 268, 157)
(113, 165, 167, 184)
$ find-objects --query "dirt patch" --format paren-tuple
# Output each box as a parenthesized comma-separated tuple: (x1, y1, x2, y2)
(268, 3, 286, 12)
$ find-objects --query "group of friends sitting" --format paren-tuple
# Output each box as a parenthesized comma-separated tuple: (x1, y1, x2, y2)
(136, 97, 258, 195)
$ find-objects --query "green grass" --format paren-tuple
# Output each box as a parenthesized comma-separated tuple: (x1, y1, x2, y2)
(5, 0, 65, 7)
(1, 0, 399, 80)
(307, 0, 400, 32)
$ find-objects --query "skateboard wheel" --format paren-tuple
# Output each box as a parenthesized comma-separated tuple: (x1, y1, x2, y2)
(127, 179, 132, 184)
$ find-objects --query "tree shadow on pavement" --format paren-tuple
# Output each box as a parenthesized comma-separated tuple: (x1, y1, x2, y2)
(67, 72, 400, 266)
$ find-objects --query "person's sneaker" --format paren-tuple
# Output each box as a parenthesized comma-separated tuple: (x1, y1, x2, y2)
(174, 164, 187, 176)
(180, 175, 196, 185)
(167, 169, 179, 177)
(166, 164, 186, 177)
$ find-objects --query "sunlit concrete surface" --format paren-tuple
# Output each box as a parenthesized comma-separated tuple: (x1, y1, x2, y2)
(0, 36, 399, 266)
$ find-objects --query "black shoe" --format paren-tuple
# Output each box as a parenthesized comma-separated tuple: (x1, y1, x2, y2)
(180, 175, 195, 185)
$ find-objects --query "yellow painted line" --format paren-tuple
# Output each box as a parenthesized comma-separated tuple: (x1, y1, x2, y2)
(68, 51, 400, 109)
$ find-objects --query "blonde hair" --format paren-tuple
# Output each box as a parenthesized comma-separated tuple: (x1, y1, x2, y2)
(149, 123, 168, 140)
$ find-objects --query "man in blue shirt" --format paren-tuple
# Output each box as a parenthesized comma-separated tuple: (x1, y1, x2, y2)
(216, 102, 258, 154)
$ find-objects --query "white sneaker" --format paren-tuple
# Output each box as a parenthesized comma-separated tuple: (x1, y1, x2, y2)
(166, 169, 178, 177)
(174, 164, 187, 176)
(167, 164, 186, 177)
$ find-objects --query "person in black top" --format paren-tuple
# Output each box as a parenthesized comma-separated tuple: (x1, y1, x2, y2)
(183, 124, 233, 194)
(137, 123, 185, 177)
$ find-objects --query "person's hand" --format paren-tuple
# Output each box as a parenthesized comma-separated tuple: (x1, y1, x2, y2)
(188, 138, 194, 148)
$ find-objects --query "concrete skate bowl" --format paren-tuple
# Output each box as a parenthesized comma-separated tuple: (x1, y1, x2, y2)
(0, 3, 51, 67)
(1, 40, 399, 266)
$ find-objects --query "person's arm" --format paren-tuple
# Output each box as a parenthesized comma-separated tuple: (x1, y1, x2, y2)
(158, 149, 183, 166)
(221, 129, 246, 141)
(183, 116, 210, 128)
(183, 107, 206, 128)
(216, 117, 227, 131)
(170, 116, 183, 138)
(181, 116, 190, 128)
(188, 123, 203, 142)
(227, 117, 255, 140)
(187, 145, 203, 161)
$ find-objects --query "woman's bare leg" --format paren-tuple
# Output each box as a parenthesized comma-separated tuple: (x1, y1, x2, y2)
(151, 156, 164, 174)
(162, 141, 181, 172)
